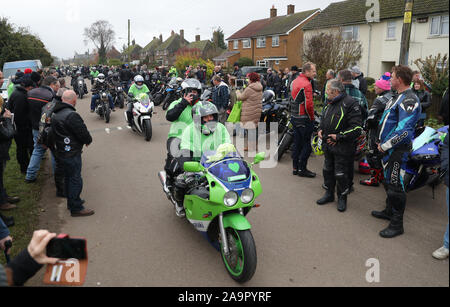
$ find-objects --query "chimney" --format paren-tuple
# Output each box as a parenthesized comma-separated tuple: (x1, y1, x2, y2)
(287, 4, 295, 15)
(270, 5, 277, 18)
(171, 30, 175, 36)
(180, 29, 185, 41)
(195, 35, 201, 42)
(159, 34, 163, 42)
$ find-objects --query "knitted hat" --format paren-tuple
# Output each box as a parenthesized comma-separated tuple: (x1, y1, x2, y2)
(20, 74, 35, 88)
(30, 71, 41, 84)
(24, 68, 33, 74)
(12, 71, 25, 84)
(375, 72, 392, 92)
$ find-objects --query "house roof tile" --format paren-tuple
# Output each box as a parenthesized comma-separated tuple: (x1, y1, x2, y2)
(303, 0, 449, 30)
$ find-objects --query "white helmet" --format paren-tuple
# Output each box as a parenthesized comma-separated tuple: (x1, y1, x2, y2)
(134, 75, 145, 89)
(97, 73, 106, 83)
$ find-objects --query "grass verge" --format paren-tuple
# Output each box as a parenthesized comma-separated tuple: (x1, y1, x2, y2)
(0, 141, 43, 265)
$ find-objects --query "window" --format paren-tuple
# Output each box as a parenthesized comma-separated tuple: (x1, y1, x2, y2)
(272, 35, 280, 47)
(342, 26, 359, 40)
(242, 39, 251, 49)
(256, 60, 268, 67)
(387, 21, 396, 39)
(256, 37, 266, 48)
(430, 15, 449, 36)
(233, 40, 239, 50)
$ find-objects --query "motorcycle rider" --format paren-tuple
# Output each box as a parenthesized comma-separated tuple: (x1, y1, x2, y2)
(360, 73, 393, 187)
(119, 64, 133, 92)
(164, 79, 203, 191)
(316, 79, 363, 213)
(90, 67, 99, 85)
(372, 65, 421, 239)
(90, 74, 115, 113)
(126, 75, 150, 127)
(170, 101, 231, 217)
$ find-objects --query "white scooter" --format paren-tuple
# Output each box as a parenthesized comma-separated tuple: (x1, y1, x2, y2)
(125, 93, 154, 142)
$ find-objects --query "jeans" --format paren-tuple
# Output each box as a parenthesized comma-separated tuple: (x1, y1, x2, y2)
(26, 130, 56, 181)
(62, 154, 85, 213)
(91, 94, 114, 111)
(291, 118, 314, 171)
(0, 161, 10, 206)
(445, 188, 449, 249)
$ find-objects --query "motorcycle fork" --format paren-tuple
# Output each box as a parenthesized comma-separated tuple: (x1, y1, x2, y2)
(219, 213, 230, 256)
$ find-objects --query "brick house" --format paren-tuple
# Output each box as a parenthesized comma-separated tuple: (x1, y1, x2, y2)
(141, 37, 162, 63)
(176, 35, 224, 60)
(155, 30, 189, 66)
(122, 40, 143, 62)
(226, 5, 320, 71)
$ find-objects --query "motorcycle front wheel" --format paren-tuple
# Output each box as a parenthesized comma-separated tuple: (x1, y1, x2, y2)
(220, 229, 257, 284)
(104, 104, 111, 124)
(162, 93, 173, 111)
(144, 119, 152, 142)
(153, 93, 163, 106)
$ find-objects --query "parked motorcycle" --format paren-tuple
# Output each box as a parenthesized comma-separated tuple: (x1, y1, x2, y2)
(93, 90, 112, 124)
(125, 93, 154, 142)
(162, 77, 183, 111)
(260, 91, 289, 134)
(275, 111, 321, 161)
(404, 126, 448, 193)
(158, 147, 265, 283)
(152, 80, 166, 107)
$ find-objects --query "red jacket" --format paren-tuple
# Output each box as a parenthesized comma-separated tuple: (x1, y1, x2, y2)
(291, 74, 314, 121)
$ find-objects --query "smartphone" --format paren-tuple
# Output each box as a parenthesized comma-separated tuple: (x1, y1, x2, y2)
(46, 236, 87, 260)
(235, 79, 244, 88)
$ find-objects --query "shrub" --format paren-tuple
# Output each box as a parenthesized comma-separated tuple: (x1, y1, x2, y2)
(237, 57, 254, 68)
(108, 58, 123, 66)
(414, 53, 449, 97)
(174, 55, 215, 80)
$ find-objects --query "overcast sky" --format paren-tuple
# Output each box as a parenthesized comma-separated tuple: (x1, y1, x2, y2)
(1, 0, 342, 59)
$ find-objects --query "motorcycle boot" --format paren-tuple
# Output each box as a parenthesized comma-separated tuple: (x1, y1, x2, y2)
(336, 173, 349, 212)
(126, 103, 134, 128)
(317, 170, 335, 205)
(372, 198, 393, 221)
(379, 208, 404, 238)
(360, 169, 383, 187)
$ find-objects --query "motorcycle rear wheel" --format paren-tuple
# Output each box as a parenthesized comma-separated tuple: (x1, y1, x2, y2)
(220, 229, 257, 284)
(162, 93, 174, 111)
(275, 132, 293, 161)
(153, 93, 163, 106)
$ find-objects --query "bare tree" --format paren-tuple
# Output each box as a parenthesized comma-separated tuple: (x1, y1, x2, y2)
(304, 30, 362, 88)
(84, 20, 115, 64)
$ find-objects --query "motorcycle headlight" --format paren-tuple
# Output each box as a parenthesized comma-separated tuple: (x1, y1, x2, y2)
(241, 189, 254, 204)
(224, 191, 238, 207)
(118, 87, 122, 91)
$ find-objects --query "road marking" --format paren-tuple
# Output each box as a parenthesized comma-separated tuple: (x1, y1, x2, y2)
(105, 128, 111, 134)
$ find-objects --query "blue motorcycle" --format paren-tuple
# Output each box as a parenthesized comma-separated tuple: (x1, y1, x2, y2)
(404, 126, 448, 193)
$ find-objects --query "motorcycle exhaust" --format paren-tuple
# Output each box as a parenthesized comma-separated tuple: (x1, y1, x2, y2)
(158, 171, 177, 207)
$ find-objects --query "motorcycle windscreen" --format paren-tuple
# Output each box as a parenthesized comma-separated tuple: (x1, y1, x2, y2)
(412, 127, 438, 152)
(201, 152, 250, 183)
(410, 142, 440, 161)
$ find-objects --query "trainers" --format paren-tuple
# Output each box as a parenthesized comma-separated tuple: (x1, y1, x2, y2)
(7, 196, 20, 204)
(0, 203, 17, 211)
(71, 208, 95, 217)
(298, 169, 316, 178)
(432, 247, 449, 260)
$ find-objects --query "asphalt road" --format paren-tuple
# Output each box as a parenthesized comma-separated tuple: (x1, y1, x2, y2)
(30, 81, 449, 287)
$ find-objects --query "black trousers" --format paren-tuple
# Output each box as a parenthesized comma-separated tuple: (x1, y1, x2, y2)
(323, 150, 351, 197)
(14, 130, 34, 173)
(291, 118, 314, 171)
(164, 137, 182, 179)
(0, 161, 9, 205)
(51, 150, 65, 196)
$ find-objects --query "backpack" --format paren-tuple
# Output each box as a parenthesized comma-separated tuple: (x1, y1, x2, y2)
(37, 100, 57, 148)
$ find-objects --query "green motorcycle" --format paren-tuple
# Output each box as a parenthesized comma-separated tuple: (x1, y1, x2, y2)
(159, 148, 265, 283)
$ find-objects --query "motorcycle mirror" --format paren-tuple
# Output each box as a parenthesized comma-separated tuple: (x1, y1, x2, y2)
(183, 162, 204, 173)
(253, 152, 266, 165)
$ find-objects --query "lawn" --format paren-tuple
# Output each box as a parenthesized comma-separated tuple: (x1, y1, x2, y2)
(1, 142, 42, 265)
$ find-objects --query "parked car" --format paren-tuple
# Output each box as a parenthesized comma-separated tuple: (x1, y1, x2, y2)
(240, 66, 269, 78)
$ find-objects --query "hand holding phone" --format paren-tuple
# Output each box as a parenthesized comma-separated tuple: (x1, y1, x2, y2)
(28, 230, 59, 265)
(46, 234, 87, 260)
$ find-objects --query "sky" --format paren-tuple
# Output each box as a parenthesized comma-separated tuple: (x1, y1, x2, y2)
(1, 0, 342, 59)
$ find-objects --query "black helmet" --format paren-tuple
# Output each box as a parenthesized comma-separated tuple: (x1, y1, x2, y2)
(192, 101, 219, 135)
(262, 90, 275, 104)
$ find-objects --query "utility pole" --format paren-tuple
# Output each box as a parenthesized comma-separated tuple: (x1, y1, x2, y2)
(128, 19, 131, 63)
(399, 0, 414, 66)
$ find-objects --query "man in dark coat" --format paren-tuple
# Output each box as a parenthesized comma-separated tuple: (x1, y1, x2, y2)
(6, 75, 35, 174)
(51, 91, 94, 217)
